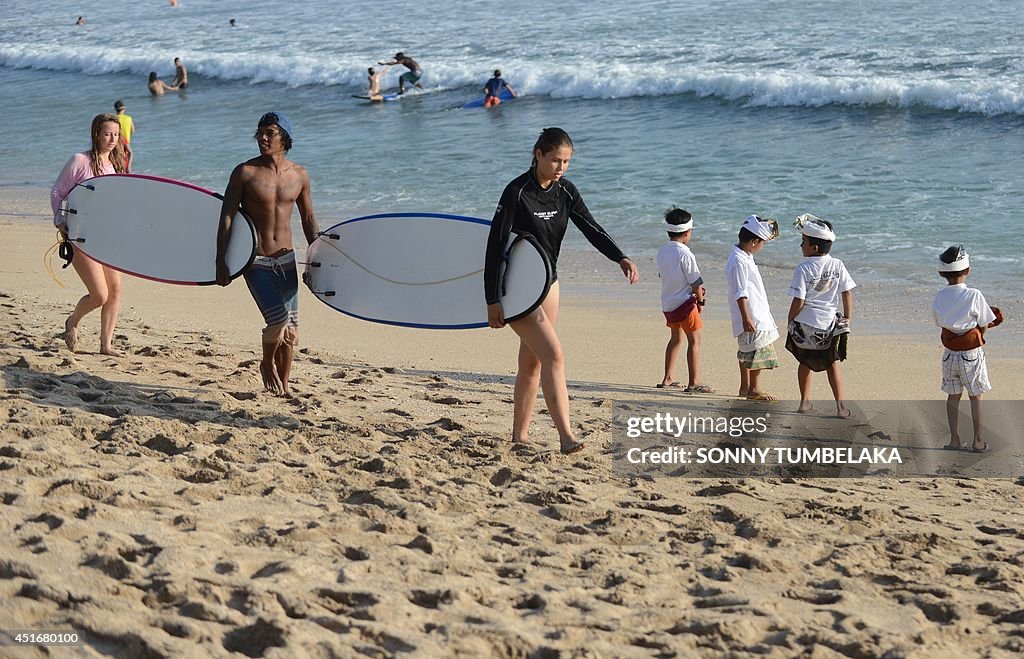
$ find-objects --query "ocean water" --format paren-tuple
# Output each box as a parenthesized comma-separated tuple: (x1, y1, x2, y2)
(2, 0, 1023, 333)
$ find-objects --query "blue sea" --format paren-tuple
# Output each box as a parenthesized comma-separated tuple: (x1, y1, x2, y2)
(3, 0, 1023, 332)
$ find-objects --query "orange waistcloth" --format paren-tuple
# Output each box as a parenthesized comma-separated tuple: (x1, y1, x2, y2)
(664, 297, 703, 332)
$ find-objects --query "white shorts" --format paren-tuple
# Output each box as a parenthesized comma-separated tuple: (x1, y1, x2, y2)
(941, 347, 991, 396)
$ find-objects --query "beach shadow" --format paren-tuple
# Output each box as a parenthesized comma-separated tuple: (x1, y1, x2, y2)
(2, 359, 302, 433)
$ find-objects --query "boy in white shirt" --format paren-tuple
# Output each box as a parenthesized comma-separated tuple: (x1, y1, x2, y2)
(785, 214, 856, 418)
(724, 214, 779, 401)
(932, 245, 1001, 453)
(656, 208, 711, 392)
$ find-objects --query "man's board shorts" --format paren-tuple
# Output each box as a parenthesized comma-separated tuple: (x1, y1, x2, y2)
(244, 251, 299, 346)
(663, 297, 703, 333)
(401, 69, 423, 85)
(940, 347, 991, 396)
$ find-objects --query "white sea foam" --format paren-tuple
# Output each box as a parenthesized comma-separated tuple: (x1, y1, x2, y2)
(3, 45, 1022, 116)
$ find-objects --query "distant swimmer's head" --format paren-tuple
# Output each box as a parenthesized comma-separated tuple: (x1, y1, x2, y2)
(114, 100, 125, 112)
(256, 111, 294, 152)
(368, 67, 375, 75)
(148, 71, 158, 82)
(395, 52, 404, 60)
(494, 69, 502, 78)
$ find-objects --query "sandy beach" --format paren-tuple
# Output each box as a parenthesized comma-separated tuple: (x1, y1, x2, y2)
(2, 187, 1023, 657)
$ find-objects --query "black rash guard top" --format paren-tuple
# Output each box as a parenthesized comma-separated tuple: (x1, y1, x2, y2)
(484, 170, 627, 305)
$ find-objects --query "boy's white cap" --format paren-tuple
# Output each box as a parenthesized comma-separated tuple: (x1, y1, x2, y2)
(938, 245, 970, 272)
(742, 214, 778, 241)
(794, 213, 836, 241)
(665, 217, 693, 233)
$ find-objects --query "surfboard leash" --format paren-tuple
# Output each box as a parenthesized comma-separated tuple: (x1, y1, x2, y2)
(315, 236, 483, 287)
(44, 231, 73, 288)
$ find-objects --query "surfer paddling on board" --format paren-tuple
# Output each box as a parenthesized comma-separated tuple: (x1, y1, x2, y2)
(484, 127, 639, 454)
(483, 69, 517, 107)
(377, 52, 423, 94)
(51, 114, 129, 356)
(216, 112, 320, 397)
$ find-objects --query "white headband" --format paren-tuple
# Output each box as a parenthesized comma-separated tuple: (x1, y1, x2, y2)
(666, 219, 693, 233)
(938, 246, 970, 272)
(742, 214, 778, 241)
(794, 213, 836, 241)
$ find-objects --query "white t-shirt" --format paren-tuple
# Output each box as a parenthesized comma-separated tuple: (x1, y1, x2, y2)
(932, 284, 995, 334)
(724, 244, 776, 338)
(788, 254, 857, 330)
(657, 241, 702, 311)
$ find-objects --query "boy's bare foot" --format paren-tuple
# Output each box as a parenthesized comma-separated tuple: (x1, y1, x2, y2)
(99, 347, 123, 357)
(738, 388, 749, 398)
(836, 406, 851, 419)
(63, 317, 78, 352)
(560, 437, 585, 455)
(797, 402, 814, 413)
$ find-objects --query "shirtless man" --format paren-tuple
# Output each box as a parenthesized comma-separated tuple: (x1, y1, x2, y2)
(216, 112, 319, 396)
(171, 57, 188, 89)
(377, 52, 423, 94)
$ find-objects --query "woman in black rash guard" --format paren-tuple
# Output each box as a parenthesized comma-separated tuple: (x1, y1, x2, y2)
(484, 127, 639, 454)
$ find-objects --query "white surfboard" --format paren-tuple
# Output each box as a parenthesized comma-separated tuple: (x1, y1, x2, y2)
(306, 212, 551, 329)
(65, 174, 257, 285)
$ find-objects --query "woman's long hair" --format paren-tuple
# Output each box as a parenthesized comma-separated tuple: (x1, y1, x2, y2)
(89, 113, 127, 176)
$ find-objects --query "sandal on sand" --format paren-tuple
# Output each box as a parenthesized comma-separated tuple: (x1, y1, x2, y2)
(656, 382, 681, 388)
(684, 384, 714, 393)
(746, 392, 777, 402)
(970, 442, 990, 454)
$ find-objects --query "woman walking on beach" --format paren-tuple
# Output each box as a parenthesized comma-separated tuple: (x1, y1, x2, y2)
(51, 113, 128, 355)
(484, 127, 639, 454)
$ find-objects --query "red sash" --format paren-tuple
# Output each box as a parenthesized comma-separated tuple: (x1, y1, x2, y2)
(664, 297, 698, 323)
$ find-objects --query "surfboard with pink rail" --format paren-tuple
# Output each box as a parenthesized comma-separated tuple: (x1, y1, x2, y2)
(64, 174, 257, 285)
